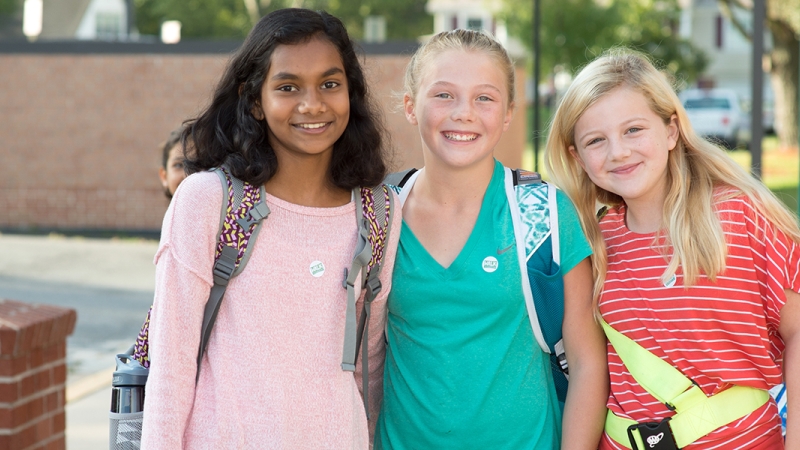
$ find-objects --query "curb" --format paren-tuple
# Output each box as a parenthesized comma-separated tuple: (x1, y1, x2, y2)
(66, 366, 115, 404)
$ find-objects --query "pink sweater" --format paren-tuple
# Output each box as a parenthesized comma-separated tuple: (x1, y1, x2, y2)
(141, 171, 400, 449)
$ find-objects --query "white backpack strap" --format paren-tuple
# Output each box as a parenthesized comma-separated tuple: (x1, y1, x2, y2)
(504, 167, 549, 354)
(395, 168, 420, 207)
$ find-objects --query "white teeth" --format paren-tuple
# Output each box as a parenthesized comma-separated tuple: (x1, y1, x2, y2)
(444, 132, 478, 141)
(296, 123, 327, 129)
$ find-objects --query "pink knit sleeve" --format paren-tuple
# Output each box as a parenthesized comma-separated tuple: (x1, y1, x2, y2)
(354, 190, 402, 444)
(141, 172, 222, 449)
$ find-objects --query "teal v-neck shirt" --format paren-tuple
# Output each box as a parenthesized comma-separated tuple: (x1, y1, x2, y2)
(376, 162, 569, 449)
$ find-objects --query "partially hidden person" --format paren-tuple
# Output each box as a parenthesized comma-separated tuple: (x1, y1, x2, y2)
(158, 124, 191, 200)
(545, 48, 800, 449)
(375, 29, 609, 450)
(125, 126, 193, 370)
(141, 8, 400, 449)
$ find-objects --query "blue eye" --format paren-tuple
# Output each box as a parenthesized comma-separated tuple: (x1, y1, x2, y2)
(586, 137, 603, 146)
(477, 95, 492, 101)
(435, 93, 452, 99)
(627, 127, 642, 134)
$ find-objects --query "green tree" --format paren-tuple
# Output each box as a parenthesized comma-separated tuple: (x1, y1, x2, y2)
(135, 0, 252, 38)
(135, 0, 431, 41)
(0, 0, 16, 16)
(500, 0, 707, 85)
(718, 0, 800, 149)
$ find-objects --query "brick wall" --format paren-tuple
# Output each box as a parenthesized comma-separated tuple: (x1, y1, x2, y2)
(0, 299, 77, 450)
(0, 44, 526, 233)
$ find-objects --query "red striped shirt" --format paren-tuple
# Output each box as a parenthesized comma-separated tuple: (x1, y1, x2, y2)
(598, 193, 800, 449)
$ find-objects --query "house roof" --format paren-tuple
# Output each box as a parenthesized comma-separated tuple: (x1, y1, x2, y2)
(40, 0, 93, 39)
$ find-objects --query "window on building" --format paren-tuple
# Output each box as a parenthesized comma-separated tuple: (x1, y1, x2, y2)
(467, 18, 482, 31)
(96, 12, 121, 40)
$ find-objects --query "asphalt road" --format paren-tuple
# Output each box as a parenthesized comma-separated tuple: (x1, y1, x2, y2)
(0, 233, 158, 379)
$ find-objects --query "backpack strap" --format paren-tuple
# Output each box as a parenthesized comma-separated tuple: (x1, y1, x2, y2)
(196, 166, 270, 381)
(601, 319, 769, 449)
(341, 184, 394, 419)
(505, 167, 552, 354)
(383, 168, 417, 189)
(128, 167, 270, 372)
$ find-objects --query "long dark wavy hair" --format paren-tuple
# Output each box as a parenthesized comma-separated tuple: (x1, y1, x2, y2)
(183, 8, 388, 189)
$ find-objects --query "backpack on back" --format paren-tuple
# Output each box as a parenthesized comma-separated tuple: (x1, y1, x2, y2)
(385, 167, 569, 407)
(111, 167, 394, 449)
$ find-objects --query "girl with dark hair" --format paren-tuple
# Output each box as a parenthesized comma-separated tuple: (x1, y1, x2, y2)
(157, 124, 190, 199)
(141, 8, 399, 448)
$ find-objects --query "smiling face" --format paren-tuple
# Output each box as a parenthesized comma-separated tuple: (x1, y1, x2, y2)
(570, 86, 679, 211)
(405, 49, 513, 170)
(254, 36, 350, 163)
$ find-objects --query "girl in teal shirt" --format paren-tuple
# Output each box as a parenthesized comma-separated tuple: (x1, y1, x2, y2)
(375, 30, 608, 449)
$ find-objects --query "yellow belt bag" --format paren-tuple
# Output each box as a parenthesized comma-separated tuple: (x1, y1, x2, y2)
(601, 320, 770, 449)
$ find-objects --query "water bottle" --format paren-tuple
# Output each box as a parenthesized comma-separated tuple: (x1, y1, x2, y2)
(109, 353, 148, 449)
(110, 353, 148, 414)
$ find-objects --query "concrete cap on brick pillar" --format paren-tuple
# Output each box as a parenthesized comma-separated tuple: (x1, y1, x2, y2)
(0, 299, 76, 358)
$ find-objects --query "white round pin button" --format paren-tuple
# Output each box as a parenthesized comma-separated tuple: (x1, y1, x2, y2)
(482, 256, 498, 273)
(309, 261, 325, 277)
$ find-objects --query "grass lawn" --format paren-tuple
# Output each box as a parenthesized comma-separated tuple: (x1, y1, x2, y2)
(522, 136, 799, 215)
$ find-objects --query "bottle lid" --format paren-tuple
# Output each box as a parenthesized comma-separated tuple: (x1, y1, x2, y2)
(112, 353, 149, 386)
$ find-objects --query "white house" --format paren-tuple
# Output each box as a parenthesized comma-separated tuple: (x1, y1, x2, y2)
(678, 0, 773, 105)
(425, 0, 526, 58)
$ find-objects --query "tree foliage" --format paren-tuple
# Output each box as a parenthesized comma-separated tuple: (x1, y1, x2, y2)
(134, 0, 431, 41)
(0, 0, 16, 16)
(134, 0, 252, 38)
(500, 0, 708, 85)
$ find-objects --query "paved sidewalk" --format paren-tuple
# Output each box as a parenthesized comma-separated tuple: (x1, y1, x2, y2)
(0, 233, 159, 449)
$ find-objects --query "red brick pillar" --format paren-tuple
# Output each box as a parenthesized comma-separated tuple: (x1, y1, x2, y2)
(0, 299, 77, 450)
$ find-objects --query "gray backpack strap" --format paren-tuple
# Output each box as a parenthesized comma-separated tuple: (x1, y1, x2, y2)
(383, 168, 417, 188)
(342, 184, 394, 419)
(342, 187, 371, 374)
(196, 167, 269, 382)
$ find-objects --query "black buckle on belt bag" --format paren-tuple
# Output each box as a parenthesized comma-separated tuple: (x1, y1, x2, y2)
(627, 418, 679, 450)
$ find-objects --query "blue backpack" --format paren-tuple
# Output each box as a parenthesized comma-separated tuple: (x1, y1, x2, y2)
(385, 167, 569, 407)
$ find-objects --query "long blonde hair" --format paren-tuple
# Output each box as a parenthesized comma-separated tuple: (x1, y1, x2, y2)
(545, 49, 800, 304)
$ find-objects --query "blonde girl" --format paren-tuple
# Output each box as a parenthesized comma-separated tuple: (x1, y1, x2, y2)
(546, 49, 800, 449)
(375, 30, 608, 449)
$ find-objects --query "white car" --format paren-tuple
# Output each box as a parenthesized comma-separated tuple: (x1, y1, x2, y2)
(680, 88, 746, 149)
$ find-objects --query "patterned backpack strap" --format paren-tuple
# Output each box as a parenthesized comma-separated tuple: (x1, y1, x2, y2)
(341, 184, 394, 419)
(509, 168, 571, 405)
(196, 166, 269, 380)
(131, 307, 152, 368)
(129, 167, 269, 374)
